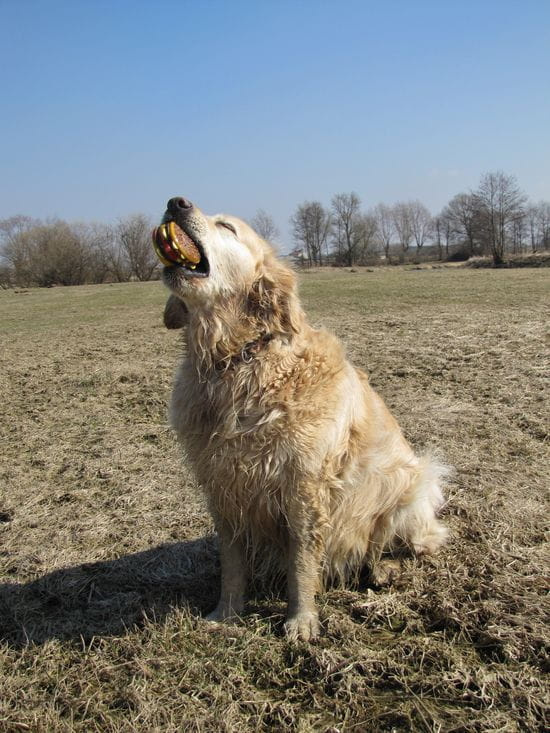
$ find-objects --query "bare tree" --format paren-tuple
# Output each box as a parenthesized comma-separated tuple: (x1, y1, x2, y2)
(392, 202, 414, 259)
(355, 212, 379, 263)
(0, 264, 13, 289)
(474, 171, 527, 265)
(39, 220, 92, 286)
(373, 203, 394, 263)
(409, 200, 433, 251)
(117, 214, 158, 281)
(536, 201, 550, 250)
(433, 216, 443, 260)
(75, 222, 113, 283)
(0, 215, 36, 249)
(511, 212, 526, 254)
(290, 201, 331, 266)
(0, 217, 93, 286)
(250, 209, 280, 243)
(526, 204, 539, 252)
(331, 192, 362, 266)
(0, 215, 37, 286)
(101, 226, 131, 282)
(444, 193, 480, 256)
(524, 200, 550, 252)
(437, 208, 456, 258)
(290, 205, 311, 265)
(29, 220, 91, 286)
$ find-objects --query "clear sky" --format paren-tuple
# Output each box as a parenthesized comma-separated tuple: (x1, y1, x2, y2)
(1, 0, 549, 249)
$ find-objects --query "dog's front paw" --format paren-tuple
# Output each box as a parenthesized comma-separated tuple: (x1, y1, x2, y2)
(205, 603, 241, 624)
(284, 611, 320, 642)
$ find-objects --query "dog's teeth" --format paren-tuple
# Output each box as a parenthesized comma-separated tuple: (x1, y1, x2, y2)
(166, 231, 178, 249)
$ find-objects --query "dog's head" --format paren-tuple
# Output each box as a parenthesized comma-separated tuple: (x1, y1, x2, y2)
(156, 197, 302, 339)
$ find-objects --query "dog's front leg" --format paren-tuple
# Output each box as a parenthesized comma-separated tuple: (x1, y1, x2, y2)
(284, 492, 327, 641)
(206, 520, 246, 623)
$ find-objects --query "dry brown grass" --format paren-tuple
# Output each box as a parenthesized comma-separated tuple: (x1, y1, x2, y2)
(1, 268, 548, 731)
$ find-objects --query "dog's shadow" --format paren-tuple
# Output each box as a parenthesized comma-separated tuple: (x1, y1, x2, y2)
(0, 537, 221, 647)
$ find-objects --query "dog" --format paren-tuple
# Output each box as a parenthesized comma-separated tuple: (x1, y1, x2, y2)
(157, 196, 448, 641)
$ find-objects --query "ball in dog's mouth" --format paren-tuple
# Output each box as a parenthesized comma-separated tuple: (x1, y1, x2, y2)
(152, 221, 201, 268)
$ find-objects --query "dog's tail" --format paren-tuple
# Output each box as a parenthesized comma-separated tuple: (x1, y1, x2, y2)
(391, 454, 450, 555)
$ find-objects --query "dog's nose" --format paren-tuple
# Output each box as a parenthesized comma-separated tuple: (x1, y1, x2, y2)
(167, 197, 194, 215)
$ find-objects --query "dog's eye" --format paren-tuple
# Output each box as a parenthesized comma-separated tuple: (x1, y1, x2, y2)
(217, 221, 237, 235)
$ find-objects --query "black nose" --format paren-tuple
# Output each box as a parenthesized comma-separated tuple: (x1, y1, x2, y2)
(167, 197, 193, 215)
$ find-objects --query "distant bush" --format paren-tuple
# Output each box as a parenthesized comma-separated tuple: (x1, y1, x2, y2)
(0, 215, 160, 287)
(446, 248, 470, 262)
(0, 264, 14, 289)
(464, 252, 550, 268)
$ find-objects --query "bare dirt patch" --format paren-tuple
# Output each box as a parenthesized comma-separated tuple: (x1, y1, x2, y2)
(1, 269, 548, 731)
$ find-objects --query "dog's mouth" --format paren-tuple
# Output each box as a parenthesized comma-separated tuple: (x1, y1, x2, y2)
(151, 221, 210, 278)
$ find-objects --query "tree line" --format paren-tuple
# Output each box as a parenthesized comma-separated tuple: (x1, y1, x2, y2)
(288, 171, 550, 267)
(0, 214, 159, 288)
(1, 170, 549, 288)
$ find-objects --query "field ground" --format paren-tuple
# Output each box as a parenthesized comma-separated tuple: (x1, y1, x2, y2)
(0, 267, 548, 732)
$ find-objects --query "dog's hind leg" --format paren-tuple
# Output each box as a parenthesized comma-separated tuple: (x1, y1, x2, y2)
(370, 557, 402, 586)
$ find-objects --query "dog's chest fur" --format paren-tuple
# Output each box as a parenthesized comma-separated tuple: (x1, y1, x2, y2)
(169, 330, 349, 537)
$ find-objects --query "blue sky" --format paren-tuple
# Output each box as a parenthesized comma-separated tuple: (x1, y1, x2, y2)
(1, 0, 549, 249)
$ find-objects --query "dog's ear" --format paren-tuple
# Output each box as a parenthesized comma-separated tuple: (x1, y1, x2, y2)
(248, 257, 303, 337)
(163, 295, 189, 329)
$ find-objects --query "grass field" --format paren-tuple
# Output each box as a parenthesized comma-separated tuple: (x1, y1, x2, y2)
(1, 267, 548, 732)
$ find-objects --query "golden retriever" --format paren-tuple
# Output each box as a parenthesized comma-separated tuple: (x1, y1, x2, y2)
(156, 196, 448, 641)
